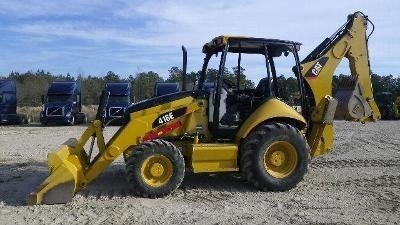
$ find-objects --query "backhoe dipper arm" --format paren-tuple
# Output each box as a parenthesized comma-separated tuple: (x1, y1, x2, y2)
(300, 12, 380, 157)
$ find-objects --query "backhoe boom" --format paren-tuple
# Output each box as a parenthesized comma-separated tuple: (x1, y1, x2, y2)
(301, 12, 380, 156)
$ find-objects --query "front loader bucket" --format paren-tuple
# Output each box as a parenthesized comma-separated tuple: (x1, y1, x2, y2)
(334, 77, 373, 121)
(27, 138, 87, 205)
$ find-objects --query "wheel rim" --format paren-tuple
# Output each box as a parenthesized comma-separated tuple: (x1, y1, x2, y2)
(140, 154, 173, 187)
(263, 141, 298, 179)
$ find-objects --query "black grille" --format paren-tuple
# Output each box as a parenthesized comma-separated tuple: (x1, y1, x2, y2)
(46, 107, 63, 116)
(109, 107, 124, 117)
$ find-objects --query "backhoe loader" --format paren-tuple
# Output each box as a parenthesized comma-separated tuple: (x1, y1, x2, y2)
(28, 11, 380, 205)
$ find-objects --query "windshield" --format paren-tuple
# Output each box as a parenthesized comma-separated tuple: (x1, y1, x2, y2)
(0, 93, 15, 104)
(108, 95, 130, 104)
(201, 40, 302, 108)
(47, 94, 73, 103)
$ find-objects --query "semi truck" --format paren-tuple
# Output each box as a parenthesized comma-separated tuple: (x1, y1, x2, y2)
(0, 79, 29, 125)
(154, 82, 180, 97)
(104, 82, 132, 124)
(40, 81, 87, 125)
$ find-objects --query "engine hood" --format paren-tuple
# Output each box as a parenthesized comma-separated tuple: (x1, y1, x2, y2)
(106, 102, 130, 108)
(125, 91, 206, 116)
(44, 102, 73, 110)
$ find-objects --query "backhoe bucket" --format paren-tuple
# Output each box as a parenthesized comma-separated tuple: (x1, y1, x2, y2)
(27, 138, 87, 205)
(334, 76, 372, 121)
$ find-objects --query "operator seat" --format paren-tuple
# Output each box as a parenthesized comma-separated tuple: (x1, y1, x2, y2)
(219, 79, 241, 126)
(254, 77, 271, 98)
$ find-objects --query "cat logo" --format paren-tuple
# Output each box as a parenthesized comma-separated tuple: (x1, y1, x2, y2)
(305, 57, 328, 77)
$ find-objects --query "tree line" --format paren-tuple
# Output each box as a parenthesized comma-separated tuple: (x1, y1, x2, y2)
(0, 67, 254, 106)
(0, 68, 398, 106)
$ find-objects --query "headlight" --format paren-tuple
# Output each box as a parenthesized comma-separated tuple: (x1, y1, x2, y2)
(66, 111, 72, 117)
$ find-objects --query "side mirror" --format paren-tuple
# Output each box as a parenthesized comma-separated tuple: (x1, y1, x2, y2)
(41, 95, 45, 104)
(96, 90, 110, 126)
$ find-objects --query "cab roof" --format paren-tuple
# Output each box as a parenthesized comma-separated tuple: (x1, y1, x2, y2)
(48, 81, 78, 95)
(105, 82, 131, 96)
(0, 79, 16, 93)
(202, 35, 302, 57)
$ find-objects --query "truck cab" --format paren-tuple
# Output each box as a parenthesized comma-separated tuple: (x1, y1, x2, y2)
(154, 82, 180, 97)
(0, 79, 28, 125)
(104, 82, 132, 124)
(40, 81, 86, 125)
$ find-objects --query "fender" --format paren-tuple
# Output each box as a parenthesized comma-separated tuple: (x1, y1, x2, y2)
(234, 98, 306, 143)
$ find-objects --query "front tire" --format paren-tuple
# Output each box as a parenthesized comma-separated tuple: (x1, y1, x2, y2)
(240, 122, 309, 191)
(68, 115, 75, 126)
(125, 139, 185, 198)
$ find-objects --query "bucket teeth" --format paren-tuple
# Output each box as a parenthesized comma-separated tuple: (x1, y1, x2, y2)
(27, 139, 84, 205)
(27, 163, 76, 205)
(28, 181, 75, 205)
(335, 76, 358, 90)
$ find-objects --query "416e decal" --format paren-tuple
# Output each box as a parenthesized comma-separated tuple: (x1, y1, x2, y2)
(152, 107, 187, 128)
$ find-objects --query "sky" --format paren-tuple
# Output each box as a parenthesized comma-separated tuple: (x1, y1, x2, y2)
(0, 0, 399, 82)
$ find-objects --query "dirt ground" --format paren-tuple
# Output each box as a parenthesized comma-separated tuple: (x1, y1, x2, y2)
(0, 121, 399, 225)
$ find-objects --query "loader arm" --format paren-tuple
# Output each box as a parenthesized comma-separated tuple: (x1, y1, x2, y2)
(300, 12, 380, 157)
(28, 93, 205, 205)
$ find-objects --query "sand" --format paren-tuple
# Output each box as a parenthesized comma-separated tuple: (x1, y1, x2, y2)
(0, 121, 399, 224)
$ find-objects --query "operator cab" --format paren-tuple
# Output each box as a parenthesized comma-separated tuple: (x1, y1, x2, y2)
(198, 36, 305, 139)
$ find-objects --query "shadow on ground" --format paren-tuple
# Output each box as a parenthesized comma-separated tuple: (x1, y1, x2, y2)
(0, 161, 256, 206)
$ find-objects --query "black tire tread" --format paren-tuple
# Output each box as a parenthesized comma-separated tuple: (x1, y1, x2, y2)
(240, 122, 310, 192)
(125, 139, 185, 198)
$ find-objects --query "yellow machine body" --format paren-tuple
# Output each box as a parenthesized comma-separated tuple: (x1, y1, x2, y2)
(28, 95, 307, 204)
(190, 143, 239, 173)
(234, 98, 306, 143)
(29, 12, 380, 205)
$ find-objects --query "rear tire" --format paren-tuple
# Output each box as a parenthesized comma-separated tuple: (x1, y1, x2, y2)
(83, 115, 88, 124)
(240, 122, 309, 191)
(75, 112, 87, 124)
(125, 139, 185, 198)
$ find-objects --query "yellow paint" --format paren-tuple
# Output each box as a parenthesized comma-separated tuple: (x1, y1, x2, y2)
(140, 154, 173, 187)
(204, 35, 249, 48)
(235, 98, 306, 143)
(191, 143, 239, 173)
(84, 96, 202, 184)
(301, 12, 380, 157)
(29, 96, 207, 204)
(263, 141, 298, 179)
(27, 139, 87, 205)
